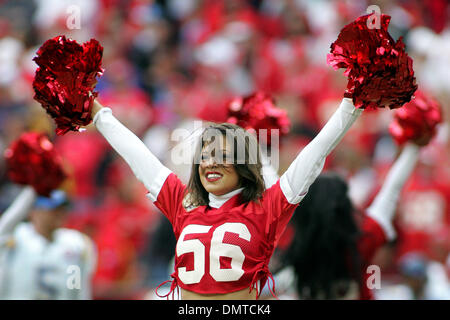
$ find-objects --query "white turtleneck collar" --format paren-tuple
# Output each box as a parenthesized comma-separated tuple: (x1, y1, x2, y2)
(208, 187, 244, 209)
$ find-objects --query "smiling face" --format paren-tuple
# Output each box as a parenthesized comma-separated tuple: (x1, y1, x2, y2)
(198, 135, 241, 196)
(187, 123, 265, 207)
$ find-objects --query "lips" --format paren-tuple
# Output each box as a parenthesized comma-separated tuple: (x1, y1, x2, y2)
(205, 171, 223, 182)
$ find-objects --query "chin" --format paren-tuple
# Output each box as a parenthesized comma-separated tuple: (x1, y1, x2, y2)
(210, 190, 227, 196)
(205, 186, 223, 195)
(203, 184, 226, 196)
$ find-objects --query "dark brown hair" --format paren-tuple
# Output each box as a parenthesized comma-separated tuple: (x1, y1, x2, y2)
(185, 123, 265, 208)
(282, 173, 362, 299)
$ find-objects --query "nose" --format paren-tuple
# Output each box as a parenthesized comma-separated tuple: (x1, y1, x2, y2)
(203, 156, 217, 167)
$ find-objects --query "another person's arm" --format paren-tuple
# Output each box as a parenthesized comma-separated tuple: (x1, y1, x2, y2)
(366, 143, 420, 240)
(0, 186, 36, 243)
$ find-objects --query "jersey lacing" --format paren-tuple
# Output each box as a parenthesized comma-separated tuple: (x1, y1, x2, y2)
(155, 273, 179, 300)
(155, 267, 277, 300)
(249, 265, 277, 299)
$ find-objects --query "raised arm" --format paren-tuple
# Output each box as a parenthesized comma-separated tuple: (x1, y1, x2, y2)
(366, 143, 420, 240)
(0, 186, 36, 242)
(280, 98, 363, 204)
(92, 100, 172, 202)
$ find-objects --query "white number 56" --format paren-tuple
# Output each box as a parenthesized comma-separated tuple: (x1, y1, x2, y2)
(176, 222, 251, 284)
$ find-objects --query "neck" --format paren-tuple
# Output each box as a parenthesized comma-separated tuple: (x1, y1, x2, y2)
(33, 224, 54, 242)
(209, 187, 244, 209)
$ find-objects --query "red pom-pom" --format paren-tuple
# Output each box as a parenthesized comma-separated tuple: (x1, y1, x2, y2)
(389, 90, 442, 145)
(327, 14, 417, 109)
(226, 92, 290, 145)
(4, 132, 67, 196)
(33, 36, 104, 135)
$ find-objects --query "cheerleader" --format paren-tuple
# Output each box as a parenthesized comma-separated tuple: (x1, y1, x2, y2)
(90, 95, 362, 299)
(0, 188, 96, 299)
(280, 90, 442, 299)
(33, 15, 418, 299)
(281, 142, 422, 299)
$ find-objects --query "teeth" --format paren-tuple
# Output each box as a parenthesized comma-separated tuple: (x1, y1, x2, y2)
(207, 173, 222, 179)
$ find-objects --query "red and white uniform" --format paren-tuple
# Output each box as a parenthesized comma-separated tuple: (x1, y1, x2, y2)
(357, 215, 390, 299)
(153, 175, 297, 295)
(361, 143, 420, 299)
(94, 98, 362, 297)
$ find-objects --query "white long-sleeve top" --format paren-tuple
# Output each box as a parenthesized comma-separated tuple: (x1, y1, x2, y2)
(93, 98, 362, 208)
(279, 98, 362, 203)
(366, 143, 420, 240)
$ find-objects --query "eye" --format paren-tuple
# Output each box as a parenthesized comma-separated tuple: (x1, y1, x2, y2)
(201, 153, 210, 161)
(223, 154, 233, 163)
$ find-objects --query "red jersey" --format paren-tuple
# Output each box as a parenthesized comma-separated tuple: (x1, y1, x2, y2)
(153, 173, 299, 297)
(358, 214, 388, 299)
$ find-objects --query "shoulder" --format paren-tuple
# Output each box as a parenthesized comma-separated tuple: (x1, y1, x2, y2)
(55, 228, 94, 251)
(357, 213, 388, 261)
(0, 223, 36, 249)
(360, 214, 388, 241)
(14, 222, 35, 242)
(150, 172, 187, 204)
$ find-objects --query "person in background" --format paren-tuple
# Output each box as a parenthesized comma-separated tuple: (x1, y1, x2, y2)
(279, 138, 428, 299)
(374, 251, 450, 300)
(0, 188, 96, 299)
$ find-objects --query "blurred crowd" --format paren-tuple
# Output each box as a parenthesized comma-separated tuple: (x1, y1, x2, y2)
(0, 0, 449, 299)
